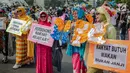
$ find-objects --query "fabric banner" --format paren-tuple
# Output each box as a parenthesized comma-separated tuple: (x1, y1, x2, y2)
(0, 17, 6, 30)
(6, 18, 26, 36)
(87, 40, 130, 73)
(28, 23, 54, 47)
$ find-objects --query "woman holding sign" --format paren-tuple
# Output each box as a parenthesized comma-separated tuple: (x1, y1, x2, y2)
(86, 4, 117, 73)
(36, 11, 53, 73)
(13, 7, 34, 69)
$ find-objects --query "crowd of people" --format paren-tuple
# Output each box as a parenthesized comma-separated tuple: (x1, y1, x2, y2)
(0, 1, 130, 73)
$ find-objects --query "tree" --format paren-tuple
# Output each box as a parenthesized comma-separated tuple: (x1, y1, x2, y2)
(99, 0, 130, 7)
(115, 0, 130, 8)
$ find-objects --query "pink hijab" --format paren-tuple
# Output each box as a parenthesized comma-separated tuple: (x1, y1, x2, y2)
(38, 11, 51, 27)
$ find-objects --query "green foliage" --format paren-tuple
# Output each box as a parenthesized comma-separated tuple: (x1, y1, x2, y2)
(115, 0, 130, 7)
(99, 0, 130, 7)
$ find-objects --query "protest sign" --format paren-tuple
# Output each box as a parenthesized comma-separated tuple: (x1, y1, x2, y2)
(6, 18, 26, 36)
(28, 23, 54, 47)
(0, 17, 6, 30)
(87, 40, 130, 73)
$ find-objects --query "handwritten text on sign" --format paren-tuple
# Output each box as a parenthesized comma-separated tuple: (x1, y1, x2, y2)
(6, 18, 26, 36)
(94, 44, 128, 70)
(28, 24, 54, 47)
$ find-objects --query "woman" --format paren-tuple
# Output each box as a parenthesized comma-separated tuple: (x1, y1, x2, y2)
(86, 5, 117, 73)
(66, 9, 87, 73)
(13, 7, 34, 69)
(36, 11, 53, 73)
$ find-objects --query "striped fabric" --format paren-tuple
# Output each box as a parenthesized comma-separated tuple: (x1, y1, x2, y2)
(16, 36, 33, 64)
(15, 11, 34, 65)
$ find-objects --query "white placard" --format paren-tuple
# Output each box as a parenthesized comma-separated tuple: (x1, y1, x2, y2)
(94, 44, 128, 70)
(0, 17, 6, 30)
(6, 18, 26, 36)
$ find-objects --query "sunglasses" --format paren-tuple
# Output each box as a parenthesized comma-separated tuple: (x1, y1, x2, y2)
(96, 13, 100, 15)
(17, 10, 22, 13)
(40, 15, 46, 17)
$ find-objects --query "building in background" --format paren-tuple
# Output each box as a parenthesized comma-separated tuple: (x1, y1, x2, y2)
(25, 0, 99, 9)
(0, 0, 28, 7)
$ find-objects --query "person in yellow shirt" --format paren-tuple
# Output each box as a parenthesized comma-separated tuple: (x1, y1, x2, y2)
(13, 7, 34, 69)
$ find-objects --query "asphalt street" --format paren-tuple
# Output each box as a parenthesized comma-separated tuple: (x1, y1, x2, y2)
(0, 29, 127, 73)
(0, 49, 73, 73)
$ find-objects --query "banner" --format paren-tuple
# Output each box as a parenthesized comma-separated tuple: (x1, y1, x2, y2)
(6, 18, 26, 36)
(28, 23, 54, 47)
(87, 40, 130, 73)
(0, 17, 6, 30)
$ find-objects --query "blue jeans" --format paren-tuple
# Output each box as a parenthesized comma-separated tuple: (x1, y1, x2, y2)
(120, 34, 125, 40)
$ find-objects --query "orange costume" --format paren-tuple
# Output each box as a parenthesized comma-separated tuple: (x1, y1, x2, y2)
(13, 7, 34, 69)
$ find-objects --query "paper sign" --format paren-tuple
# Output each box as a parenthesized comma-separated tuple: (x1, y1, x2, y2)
(87, 40, 130, 73)
(0, 17, 6, 30)
(28, 23, 54, 47)
(6, 18, 26, 36)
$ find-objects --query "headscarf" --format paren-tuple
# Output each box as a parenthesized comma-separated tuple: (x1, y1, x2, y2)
(38, 11, 51, 27)
(17, 7, 26, 18)
(96, 6, 114, 23)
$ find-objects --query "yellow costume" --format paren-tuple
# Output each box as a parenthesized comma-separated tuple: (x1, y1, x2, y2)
(85, 6, 117, 73)
(71, 20, 92, 47)
(55, 18, 65, 31)
(13, 7, 34, 69)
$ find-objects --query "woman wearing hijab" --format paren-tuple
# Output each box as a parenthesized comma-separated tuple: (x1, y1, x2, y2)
(86, 5, 117, 73)
(36, 11, 53, 73)
(13, 7, 34, 69)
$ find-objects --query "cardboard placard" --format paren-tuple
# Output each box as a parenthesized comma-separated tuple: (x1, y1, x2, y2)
(87, 40, 130, 73)
(6, 18, 26, 36)
(0, 17, 6, 30)
(28, 23, 54, 47)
